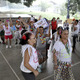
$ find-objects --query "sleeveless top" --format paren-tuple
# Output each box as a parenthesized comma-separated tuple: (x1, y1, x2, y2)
(20, 44, 39, 73)
(3, 24, 12, 36)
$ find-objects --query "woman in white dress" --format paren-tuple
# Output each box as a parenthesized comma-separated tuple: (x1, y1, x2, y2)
(53, 27, 75, 80)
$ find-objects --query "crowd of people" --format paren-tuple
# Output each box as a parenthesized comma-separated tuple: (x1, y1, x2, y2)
(0, 15, 80, 80)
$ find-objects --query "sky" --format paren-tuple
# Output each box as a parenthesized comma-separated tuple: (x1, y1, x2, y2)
(33, 0, 66, 5)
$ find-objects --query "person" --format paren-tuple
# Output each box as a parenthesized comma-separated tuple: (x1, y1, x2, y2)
(72, 20, 79, 52)
(77, 19, 80, 42)
(20, 32, 39, 80)
(20, 18, 36, 34)
(63, 20, 69, 29)
(57, 17, 60, 27)
(51, 17, 57, 34)
(30, 15, 35, 22)
(53, 27, 75, 80)
(0, 18, 13, 48)
(14, 19, 22, 45)
(50, 26, 63, 51)
(21, 27, 27, 37)
(0, 19, 5, 44)
(36, 26, 50, 72)
(71, 19, 75, 32)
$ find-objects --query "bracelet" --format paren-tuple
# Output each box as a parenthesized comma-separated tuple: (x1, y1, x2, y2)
(54, 65, 57, 66)
(54, 63, 57, 65)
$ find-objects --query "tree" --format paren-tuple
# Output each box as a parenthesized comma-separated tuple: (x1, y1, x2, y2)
(65, 0, 80, 15)
(7, 0, 35, 7)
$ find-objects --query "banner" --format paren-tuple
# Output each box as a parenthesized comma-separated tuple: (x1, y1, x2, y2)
(34, 18, 49, 28)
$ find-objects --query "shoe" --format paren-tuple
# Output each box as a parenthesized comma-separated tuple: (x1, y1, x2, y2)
(9, 46, 11, 48)
(6, 45, 8, 48)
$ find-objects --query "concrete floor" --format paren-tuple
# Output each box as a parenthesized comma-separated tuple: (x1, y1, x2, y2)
(0, 25, 80, 80)
(0, 39, 80, 80)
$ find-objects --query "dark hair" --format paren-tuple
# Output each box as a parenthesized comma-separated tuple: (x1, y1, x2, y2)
(57, 26, 63, 31)
(18, 16, 21, 19)
(39, 26, 43, 28)
(21, 29, 27, 36)
(63, 27, 69, 31)
(75, 20, 78, 23)
(51, 17, 55, 21)
(57, 26, 63, 35)
(19, 32, 32, 45)
(60, 27, 69, 38)
(31, 15, 33, 17)
(34, 19, 38, 22)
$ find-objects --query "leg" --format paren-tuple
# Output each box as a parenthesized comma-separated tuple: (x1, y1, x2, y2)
(5, 39, 8, 48)
(21, 72, 35, 80)
(5, 39, 8, 45)
(73, 35, 76, 52)
(15, 39, 18, 44)
(1, 30, 4, 43)
(9, 39, 11, 46)
(1, 36, 5, 43)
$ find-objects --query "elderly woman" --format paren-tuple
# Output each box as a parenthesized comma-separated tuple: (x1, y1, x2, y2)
(20, 32, 39, 80)
(53, 27, 75, 80)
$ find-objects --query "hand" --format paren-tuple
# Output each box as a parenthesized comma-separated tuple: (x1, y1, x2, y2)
(20, 18, 23, 22)
(66, 64, 71, 67)
(33, 70, 39, 77)
(37, 28, 39, 33)
(54, 65, 58, 70)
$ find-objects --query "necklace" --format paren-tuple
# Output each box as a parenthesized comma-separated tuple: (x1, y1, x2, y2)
(5, 25, 8, 29)
(60, 39, 70, 55)
(39, 34, 46, 44)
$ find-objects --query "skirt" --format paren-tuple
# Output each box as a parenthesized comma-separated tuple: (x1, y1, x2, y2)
(54, 61, 75, 80)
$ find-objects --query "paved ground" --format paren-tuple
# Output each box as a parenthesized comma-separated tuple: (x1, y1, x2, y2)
(0, 25, 80, 80)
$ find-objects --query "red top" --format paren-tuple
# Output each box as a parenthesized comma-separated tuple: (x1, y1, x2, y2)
(51, 21, 57, 30)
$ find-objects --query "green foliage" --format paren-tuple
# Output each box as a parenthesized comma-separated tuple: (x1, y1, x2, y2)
(65, 0, 80, 14)
(7, 0, 35, 7)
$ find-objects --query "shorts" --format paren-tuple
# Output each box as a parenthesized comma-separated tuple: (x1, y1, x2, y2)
(5, 35, 13, 39)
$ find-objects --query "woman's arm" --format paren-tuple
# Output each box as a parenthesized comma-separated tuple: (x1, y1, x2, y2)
(20, 18, 29, 28)
(9, 16, 13, 27)
(24, 48, 39, 76)
(53, 49, 58, 69)
(46, 25, 51, 37)
(35, 28, 39, 38)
